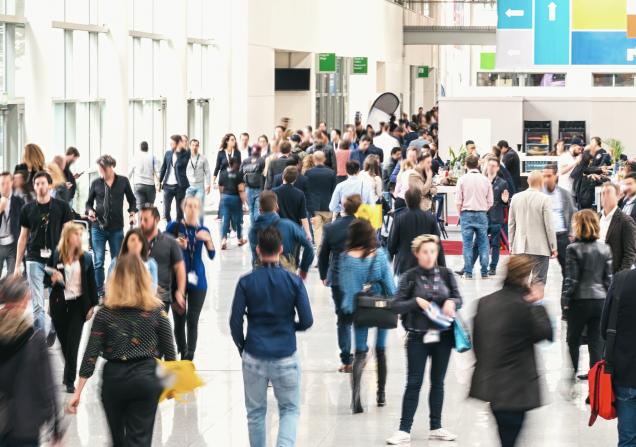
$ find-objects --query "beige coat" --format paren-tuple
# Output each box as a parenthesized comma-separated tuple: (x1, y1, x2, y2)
(408, 171, 437, 212)
(509, 188, 557, 257)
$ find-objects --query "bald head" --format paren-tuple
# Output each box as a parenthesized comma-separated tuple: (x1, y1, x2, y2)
(528, 171, 543, 189)
(313, 150, 326, 164)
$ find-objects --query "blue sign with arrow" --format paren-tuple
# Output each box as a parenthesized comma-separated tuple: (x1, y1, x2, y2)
(497, 0, 533, 29)
(535, 0, 570, 64)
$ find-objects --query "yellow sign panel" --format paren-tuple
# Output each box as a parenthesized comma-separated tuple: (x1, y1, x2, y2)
(572, 0, 626, 30)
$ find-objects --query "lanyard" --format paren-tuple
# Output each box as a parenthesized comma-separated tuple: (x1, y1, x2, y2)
(181, 220, 198, 266)
(39, 201, 52, 249)
(149, 233, 159, 253)
(190, 154, 200, 171)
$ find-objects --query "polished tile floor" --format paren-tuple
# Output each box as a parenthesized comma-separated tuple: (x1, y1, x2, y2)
(54, 219, 618, 446)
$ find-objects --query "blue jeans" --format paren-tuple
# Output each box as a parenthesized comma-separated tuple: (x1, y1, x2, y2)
(460, 211, 489, 276)
(242, 351, 300, 447)
(26, 261, 47, 331)
(400, 331, 453, 432)
(220, 194, 243, 239)
(332, 285, 353, 365)
(91, 226, 124, 296)
(186, 184, 206, 224)
(354, 326, 387, 353)
(471, 222, 503, 272)
(616, 385, 636, 446)
(246, 187, 261, 226)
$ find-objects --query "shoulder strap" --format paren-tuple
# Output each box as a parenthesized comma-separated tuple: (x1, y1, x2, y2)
(605, 272, 626, 371)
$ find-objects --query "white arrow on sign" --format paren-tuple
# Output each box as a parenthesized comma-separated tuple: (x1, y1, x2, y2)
(627, 48, 636, 62)
(548, 2, 557, 21)
(507, 49, 521, 56)
(505, 8, 525, 17)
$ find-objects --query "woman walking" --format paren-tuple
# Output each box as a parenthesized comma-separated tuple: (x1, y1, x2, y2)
(218, 158, 247, 249)
(386, 234, 461, 445)
(166, 196, 216, 360)
(562, 209, 612, 385)
(108, 227, 159, 291)
(213, 133, 242, 222)
(469, 255, 553, 447)
(68, 255, 176, 446)
(360, 155, 383, 204)
(47, 223, 98, 394)
(339, 219, 396, 413)
(14, 143, 46, 200)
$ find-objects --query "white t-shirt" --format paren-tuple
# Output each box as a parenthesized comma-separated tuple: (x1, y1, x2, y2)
(166, 152, 178, 186)
(374, 133, 400, 167)
(558, 151, 575, 193)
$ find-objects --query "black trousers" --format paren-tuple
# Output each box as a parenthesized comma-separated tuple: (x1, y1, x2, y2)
(163, 185, 186, 222)
(51, 297, 84, 386)
(101, 359, 163, 447)
(135, 184, 156, 208)
(172, 288, 206, 360)
(492, 408, 526, 447)
(567, 299, 604, 373)
(556, 231, 569, 281)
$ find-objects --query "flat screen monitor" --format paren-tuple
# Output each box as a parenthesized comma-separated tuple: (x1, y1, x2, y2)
(275, 68, 310, 91)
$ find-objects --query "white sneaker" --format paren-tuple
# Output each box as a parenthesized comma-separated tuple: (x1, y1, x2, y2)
(386, 430, 411, 445)
(429, 428, 457, 441)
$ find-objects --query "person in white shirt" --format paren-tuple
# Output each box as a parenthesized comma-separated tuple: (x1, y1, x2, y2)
(557, 139, 581, 194)
(374, 123, 400, 169)
(185, 139, 211, 224)
(359, 155, 383, 203)
(0, 172, 23, 277)
(129, 141, 159, 208)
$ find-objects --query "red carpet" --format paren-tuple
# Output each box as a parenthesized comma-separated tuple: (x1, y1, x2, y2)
(441, 240, 510, 256)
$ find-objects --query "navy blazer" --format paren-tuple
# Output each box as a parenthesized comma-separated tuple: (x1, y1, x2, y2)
(305, 165, 336, 213)
(318, 215, 356, 283)
(159, 149, 190, 189)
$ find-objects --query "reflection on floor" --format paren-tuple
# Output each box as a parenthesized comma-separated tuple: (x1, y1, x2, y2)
(56, 219, 617, 446)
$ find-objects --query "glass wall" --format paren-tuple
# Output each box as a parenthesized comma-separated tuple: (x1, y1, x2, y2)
(592, 73, 636, 87)
(316, 57, 350, 131)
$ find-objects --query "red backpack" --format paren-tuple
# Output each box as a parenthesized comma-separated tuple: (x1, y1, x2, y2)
(588, 273, 626, 426)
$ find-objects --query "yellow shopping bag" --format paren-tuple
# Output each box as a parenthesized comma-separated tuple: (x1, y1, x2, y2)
(156, 359, 204, 402)
(356, 203, 383, 229)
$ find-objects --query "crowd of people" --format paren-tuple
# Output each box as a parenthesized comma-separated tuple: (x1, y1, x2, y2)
(1, 104, 636, 447)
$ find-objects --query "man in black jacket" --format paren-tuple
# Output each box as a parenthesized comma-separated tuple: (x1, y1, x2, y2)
(318, 194, 361, 372)
(305, 151, 336, 254)
(159, 134, 190, 221)
(388, 188, 445, 277)
(265, 141, 297, 190)
(273, 166, 310, 240)
(601, 182, 636, 273)
(499, 140, 521, 192)
(0, 172, 24, 278)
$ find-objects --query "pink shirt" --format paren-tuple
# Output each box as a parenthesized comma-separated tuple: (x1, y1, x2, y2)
(455, 169, 493, 212)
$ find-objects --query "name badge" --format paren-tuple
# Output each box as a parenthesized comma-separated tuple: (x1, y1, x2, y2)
(40, 248, 52, 259)
(424, 330, 440, 344)
(57, 263, 64, 269)
(187, 272, 198, 286)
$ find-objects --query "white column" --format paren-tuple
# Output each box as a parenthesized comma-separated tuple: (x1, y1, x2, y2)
(23, 0, 54, 153)
(100, 0, 130, 167)
(164, 1, 188, 138)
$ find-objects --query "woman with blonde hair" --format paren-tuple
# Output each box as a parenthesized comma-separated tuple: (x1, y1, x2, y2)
(47, 161, 70, 202)
(301, 153, 315, 175)
(47, 222, 97, 393)
(562, 209, 612, 391)
(69, 254, 176, 446)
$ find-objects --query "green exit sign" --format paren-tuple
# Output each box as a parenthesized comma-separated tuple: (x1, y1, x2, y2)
(352, 57, 368, 75)
(318, 53, 336, 73)
(417, 66, 429, 78)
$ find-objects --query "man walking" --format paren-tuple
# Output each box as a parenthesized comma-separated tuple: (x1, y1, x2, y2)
(240, 145, 266, 226)
(509, 171, 557, 285)
(185, 138, 211, 216)
(329, 160, 372, 215)
(230, 227, 313, 447)
(542, 164, 576, 283)
(600, 182, 636, 274)
(159, 134, 191, 221)
(63, 146, 81, 206)
(273, 166, 311, 240)
(0, 172, 24, 277)
(14, 171, 73, 331)
(128, 141, 159, 207)
(305, 151, 336, 254)
(85, 155, 137, 298)
(455, 155, 493, 279)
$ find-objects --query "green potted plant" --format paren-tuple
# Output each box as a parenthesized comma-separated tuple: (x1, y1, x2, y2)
(604, 138, 624, 173)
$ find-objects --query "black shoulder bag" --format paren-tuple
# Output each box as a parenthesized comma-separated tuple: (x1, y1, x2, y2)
(353, 254, 397, 329)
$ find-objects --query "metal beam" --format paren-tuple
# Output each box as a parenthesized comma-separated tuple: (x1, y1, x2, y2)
(404, 25, 495, 45)
(52, 21, 108, 33)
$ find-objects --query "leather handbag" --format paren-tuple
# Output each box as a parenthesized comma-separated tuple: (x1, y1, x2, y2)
(353, 254, 397, 329)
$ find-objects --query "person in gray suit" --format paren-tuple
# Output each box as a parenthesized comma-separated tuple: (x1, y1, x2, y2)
(509, 171, 557, 286)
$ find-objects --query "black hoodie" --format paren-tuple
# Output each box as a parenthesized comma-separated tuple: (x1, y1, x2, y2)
(0, 311, 60, 443)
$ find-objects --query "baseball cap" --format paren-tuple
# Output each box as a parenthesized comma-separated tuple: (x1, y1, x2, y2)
(570, 137, 584, 146)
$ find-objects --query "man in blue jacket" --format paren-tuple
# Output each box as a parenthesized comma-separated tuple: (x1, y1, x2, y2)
(248, 191, 314, 279)
(230, 226, 313, 447)
(159, 134, 190, 221)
